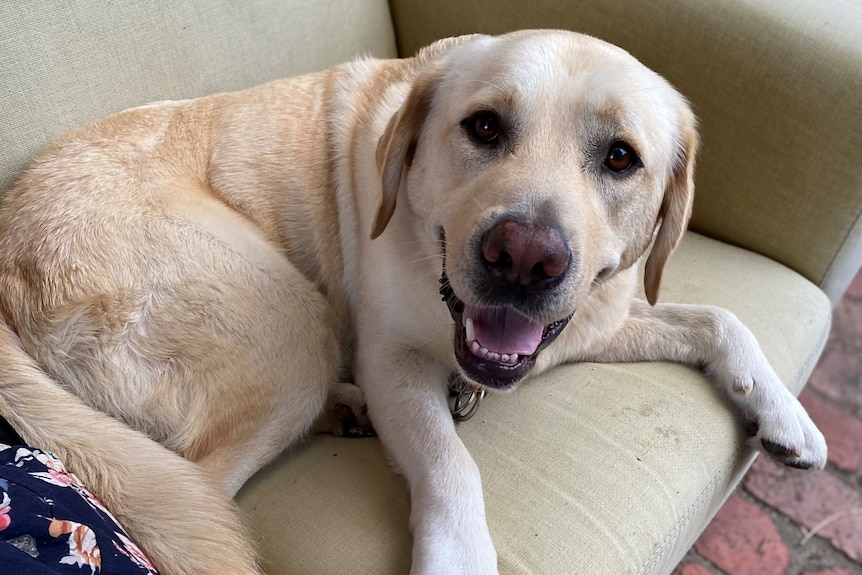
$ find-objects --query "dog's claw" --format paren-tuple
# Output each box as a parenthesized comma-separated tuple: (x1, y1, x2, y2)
(783, 457, 815, 470)
(760, 438, 800, 458)
(743, 405, 827, 471)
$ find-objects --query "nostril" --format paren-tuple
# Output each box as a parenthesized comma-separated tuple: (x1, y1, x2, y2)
(541, 254, 567, 279)
(484, 250, 513, 283)
(531, 262, 549, 280)
(532, 259, 564, 281)
(485, 248, 512, 268)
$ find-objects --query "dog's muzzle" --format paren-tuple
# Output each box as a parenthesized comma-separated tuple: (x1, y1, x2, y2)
(439, 271, 572, 391)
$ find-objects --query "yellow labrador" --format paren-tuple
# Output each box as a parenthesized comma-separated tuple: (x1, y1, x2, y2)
(0, 30, 825, 574)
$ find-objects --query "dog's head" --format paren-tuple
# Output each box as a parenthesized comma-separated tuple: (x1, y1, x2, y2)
(373, 30, 698, 390)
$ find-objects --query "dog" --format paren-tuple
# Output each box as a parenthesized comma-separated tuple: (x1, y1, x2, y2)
(0, 30, 826, 574)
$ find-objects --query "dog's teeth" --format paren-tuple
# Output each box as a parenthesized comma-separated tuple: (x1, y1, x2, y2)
(465, 317, 475, 342)
(467, 340, 522, 364)
(466, 337, 521, 365)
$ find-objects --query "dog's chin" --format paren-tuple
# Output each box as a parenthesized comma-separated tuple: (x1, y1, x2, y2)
(439, 274, 573, 391)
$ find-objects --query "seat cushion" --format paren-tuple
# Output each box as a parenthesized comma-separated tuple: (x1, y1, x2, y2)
(236, 232, 831, 574)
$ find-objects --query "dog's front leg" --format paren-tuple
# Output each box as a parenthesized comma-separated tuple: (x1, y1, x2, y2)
(579, 300, 827, 470)
(357, 348, 498, 575)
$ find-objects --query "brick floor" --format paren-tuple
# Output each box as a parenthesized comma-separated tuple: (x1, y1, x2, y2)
(809, 350, 862, 415)
(675, 563, 716, 575)
(831, 296, 862, 349)
(693, 493, 789, 575)
(799, 390, 862, 470)
(846, 272, 862, 299)
(676, 268, 862, 575)
(745, 457, 862, 562)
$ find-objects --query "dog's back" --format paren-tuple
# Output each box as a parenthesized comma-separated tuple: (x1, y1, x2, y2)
(0, 62, 380, 575)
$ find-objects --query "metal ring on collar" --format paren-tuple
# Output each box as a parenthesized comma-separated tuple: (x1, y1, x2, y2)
(450, 379, 485, 422)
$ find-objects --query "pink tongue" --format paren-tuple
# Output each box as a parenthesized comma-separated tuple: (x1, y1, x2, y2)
(463, 305, 544, 356)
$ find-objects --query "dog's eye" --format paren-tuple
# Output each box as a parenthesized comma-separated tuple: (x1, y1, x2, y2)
(604, 142, 640, 173)
(463, 112, 500, 144)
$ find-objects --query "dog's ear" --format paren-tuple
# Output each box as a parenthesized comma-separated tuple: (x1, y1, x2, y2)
(371, 35, 485, 240)
(643, 108, 699, 305)
(371, 70, 440, 239)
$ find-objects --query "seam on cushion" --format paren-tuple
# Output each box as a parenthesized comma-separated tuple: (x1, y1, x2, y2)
(637, 450, 735, 575)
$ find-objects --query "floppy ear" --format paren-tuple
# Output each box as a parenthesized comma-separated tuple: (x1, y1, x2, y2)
(370, 71, 440, 239)
(371, 35, 485, 239)
(643, 108, 699, 305)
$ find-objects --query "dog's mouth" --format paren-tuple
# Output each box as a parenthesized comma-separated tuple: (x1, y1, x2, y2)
(440, 271, 573, 390)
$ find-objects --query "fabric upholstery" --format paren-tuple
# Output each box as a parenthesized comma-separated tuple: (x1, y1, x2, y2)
(0, 2, 848, 573)
(237, 232, 832, 574)
(388, 0, 862, 305)
(0, 0, 397, 197)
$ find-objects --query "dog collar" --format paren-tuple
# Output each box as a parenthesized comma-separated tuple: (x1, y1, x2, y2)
(448, 375, 486, 422)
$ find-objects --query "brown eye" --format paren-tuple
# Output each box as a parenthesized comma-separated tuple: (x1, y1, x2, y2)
(604, 142, 639, 173)
(463, 112, 500, 144)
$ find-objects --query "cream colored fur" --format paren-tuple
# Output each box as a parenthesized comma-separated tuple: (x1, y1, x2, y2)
(0, 31, 825, 574)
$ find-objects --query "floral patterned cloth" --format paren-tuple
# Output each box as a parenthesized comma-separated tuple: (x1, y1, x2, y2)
(0, 443, 159, 574)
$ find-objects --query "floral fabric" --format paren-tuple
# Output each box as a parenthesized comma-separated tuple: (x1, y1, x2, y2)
(0, 443, 159, 574)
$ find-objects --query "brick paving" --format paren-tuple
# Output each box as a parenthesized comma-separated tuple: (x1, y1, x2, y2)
(675, 269, 862, 575)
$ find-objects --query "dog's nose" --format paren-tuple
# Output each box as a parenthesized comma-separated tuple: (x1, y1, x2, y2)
(482, 220, 569, 290)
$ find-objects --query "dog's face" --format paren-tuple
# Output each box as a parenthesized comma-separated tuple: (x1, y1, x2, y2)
(374, 30, 698, 391)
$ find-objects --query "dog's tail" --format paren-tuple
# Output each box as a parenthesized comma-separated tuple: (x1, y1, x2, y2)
(0, 318, 263, 575)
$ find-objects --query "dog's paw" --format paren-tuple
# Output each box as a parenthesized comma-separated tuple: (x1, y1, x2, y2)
(314, 382, 376, 437)
(704, 326, 827, 471)
(743, 395, 827, 470)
